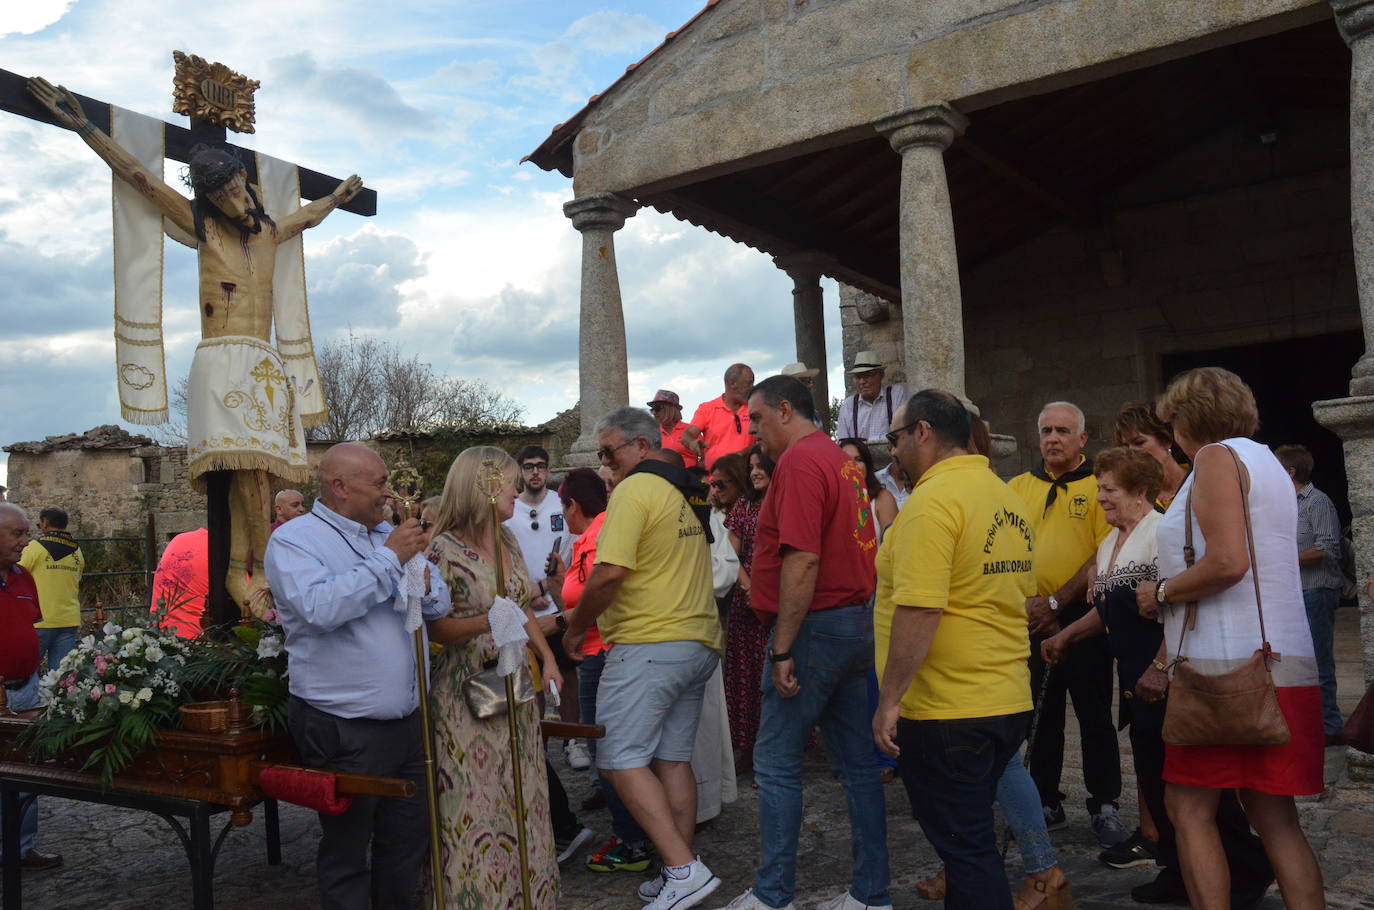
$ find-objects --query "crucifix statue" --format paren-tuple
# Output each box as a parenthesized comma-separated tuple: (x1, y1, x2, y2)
(16, 55, 369, 620)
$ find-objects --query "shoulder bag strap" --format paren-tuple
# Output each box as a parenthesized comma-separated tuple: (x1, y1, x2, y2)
(1221, 444, 1272, 656)
(1176, 486, 1198, 662)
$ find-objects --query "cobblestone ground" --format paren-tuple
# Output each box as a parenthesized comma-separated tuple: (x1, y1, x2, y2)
(13, 609, 1374, 910)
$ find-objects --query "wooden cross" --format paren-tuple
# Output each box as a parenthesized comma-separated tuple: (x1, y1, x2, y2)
(0, 55, 377, 627)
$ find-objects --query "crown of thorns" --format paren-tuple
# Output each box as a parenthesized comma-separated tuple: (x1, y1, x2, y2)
(180, 144, 245, 194)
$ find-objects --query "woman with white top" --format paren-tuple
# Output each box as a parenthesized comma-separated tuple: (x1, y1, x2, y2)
(1136, 367, 1324, 910)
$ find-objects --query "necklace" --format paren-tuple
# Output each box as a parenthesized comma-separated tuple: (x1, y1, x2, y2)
(312, 512, 379, 563)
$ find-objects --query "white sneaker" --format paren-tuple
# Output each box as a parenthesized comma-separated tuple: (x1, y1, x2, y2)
(816, 890, 893, 910)
(645, 860, 721, 910)
(564, 738, 591, 771)
(639, 872, 665, 903)
(710, 888, 795, 910)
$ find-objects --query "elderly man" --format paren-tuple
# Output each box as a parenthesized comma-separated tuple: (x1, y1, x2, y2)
(1276, 444, 1346, 743)
(649, 389, 699, 467)
(564, 407, 723, 910)
(684, 364, 755, 469)
(1008, 401, 1122, 846)
(264, 443, 450, 910)
(271, 490, 306, 532)
(873, 390, 1037, 909)
(713, 375, 888, 910)
(835, 351, 907, 442)
(20, 507, 84, 681)
(779, 363, 824, 429)
(0, 503, 62, 871)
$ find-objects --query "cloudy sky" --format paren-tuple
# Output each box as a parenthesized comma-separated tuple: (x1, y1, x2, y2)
(0, 0, 847, 485)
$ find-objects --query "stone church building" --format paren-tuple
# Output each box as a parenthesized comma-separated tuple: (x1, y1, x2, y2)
(525, 0, 1374, 769)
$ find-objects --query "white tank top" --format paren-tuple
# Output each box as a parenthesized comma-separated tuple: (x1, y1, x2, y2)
(1155, 437, 1316, 687)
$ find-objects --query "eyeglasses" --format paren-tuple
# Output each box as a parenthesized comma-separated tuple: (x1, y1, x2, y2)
(596, 440, 633, 463)
(885, 419, 925, 448)
(521, 462, 548, 473)
(529, 507, 539, 532)
(709, 479, 727, 490)
(419, 519, 433, 532)
(733, 413, 742, 434)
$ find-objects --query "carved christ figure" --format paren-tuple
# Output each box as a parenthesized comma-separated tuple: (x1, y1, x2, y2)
(28, 76, 363, 613)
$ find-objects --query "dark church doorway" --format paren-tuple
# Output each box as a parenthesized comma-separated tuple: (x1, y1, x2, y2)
(1160, 331, 1360, 524)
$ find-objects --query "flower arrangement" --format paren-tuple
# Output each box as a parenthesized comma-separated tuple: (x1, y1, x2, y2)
(178, 609, 290, 732)
(26, 620, 194, 786)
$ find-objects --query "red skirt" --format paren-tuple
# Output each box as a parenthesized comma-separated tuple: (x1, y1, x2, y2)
(1163, 685, 1324, 796)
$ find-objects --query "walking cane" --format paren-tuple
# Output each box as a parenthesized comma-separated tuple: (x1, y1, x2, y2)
(478, 459, 534, 910)
(389, 466, 445, 909)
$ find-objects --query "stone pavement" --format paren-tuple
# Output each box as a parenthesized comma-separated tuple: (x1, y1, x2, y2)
(14, 607, 1374, 909)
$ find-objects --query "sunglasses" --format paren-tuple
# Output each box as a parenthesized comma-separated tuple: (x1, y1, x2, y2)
(419, 519, 433, 532)
(733, 413, 742, 434)
(529, 507, 539, 532)
(885, 419, 924, 449)
(709, 479, 727, 490)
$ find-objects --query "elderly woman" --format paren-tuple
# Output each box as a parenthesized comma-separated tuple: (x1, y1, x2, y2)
(425, 446, 563, 909)
(1114, 401, 1189, 510)
(1136, 368, 1324, 910)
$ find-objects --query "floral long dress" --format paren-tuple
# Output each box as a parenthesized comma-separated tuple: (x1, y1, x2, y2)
(426, 528, 557, 910)
(723, 496, 768, 752)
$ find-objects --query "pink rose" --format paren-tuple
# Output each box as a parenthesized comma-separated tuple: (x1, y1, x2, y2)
(105, 684, 116, 694)
(263, 609, 278, 624)
(89, 687, 103, 701)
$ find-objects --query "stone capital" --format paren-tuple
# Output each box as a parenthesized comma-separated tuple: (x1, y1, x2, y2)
(563, 193, 639, 233)
(1332, 0, 1374, 45)
(772, 251, 833, 284)
(875, 104, 969, 155)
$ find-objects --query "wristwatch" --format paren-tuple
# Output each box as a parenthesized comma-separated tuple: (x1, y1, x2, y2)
(1047, 595, 1060, 614)
(1155, 578, 1170, 607)
(768, 650, 792, 664)
(555, 614, 569, 632)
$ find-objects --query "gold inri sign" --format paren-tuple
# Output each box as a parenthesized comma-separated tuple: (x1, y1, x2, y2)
(171, 50, 259, 134)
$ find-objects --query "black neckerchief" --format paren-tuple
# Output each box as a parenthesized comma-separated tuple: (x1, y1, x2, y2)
(1030, 455, 1094, 515)
(37, 530, 78, 562)
(626, 459, 715, 544)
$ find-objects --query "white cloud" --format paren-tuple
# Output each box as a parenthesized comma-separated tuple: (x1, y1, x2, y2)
(0, 0, 76, 38)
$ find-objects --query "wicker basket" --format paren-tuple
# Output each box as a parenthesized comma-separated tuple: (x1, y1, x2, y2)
(180, 701, 230, 733)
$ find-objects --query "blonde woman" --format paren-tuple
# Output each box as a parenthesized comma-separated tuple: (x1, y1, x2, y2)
(425, 446, 563, 909)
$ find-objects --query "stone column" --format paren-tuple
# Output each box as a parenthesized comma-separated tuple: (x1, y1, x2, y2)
(774, 252, 831, 415)
(875, 104, 969, 397)
(563, 193, 639, 467)
(1318, 0, 1374, 780)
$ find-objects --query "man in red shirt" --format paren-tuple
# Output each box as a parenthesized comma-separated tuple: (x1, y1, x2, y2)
(683, 363, 754, 469)
(0, 502, 63, 870)
(712, 376, 890, 910)
(647, 389, 698, 468)
(150, 528, 210, 638)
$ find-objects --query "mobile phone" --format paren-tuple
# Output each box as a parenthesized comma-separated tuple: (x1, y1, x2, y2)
(545, 537, 563, 575)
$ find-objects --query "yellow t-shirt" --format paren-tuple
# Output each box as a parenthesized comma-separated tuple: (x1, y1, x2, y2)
(594, 473, 723, 653)
(874, 454, 1034, 721)
(20, 537, 85, 628)
(1008, 459, 1111, 596)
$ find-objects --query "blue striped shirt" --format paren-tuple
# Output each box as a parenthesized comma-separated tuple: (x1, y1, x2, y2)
(1295, 484, 1343, 592)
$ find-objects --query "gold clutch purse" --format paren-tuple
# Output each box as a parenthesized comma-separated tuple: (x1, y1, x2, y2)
(462, 659, 536, 720)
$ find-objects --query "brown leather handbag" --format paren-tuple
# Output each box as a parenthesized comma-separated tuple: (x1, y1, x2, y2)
(1162, 445, 1291, 747)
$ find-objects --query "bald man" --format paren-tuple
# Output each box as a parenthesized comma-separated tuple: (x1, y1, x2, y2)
(264, 443, 451, 910)
(0, 503, 63, 870)
(271, 489, 306, 532)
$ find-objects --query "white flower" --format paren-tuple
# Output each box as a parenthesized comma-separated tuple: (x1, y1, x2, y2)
(129, 699, 142, 711)
(118, 690, 133, 704)
(256, 634, 283, 660)
(122, 629, 139, 641)
(80, 635, 96, 650)
(144, 645, 164, 662)
(136, 687, 153, 701)
(102, 621, 119, 637)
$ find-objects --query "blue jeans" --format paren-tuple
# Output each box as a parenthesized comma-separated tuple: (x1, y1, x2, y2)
(577, 650, 647, 847)
(996, 752, 1055, 874)
(753, 605, 889, 908)
(36, 627, 77, 676)
(1302, 587, 1342, 735)
(2, 683, 41, 858)
(897, 711, 1031, 910)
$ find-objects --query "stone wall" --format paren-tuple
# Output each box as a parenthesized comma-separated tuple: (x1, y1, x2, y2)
(568, 0, 1325, 194)
(843, 165, 1359, 471)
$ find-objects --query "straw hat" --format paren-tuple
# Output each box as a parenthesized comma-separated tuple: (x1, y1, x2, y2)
(780, 361, 819, 379)
(848, 350, 885, 374)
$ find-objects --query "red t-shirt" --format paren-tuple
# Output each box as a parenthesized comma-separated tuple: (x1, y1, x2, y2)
(561, 512, 607, 656)
(151, 528, 210, 638)
(659, 420, 699, 468)
(688, 396, 752, 469)
(750, 431, 877, 620)
(1, 566, 42, 681)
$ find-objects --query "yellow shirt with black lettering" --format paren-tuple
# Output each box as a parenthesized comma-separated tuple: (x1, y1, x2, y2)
(20, 537, 85, 628)
(594, 472, 723, 653)
(874, 454, 1034, 721)
(1008, 459, 1111, 596)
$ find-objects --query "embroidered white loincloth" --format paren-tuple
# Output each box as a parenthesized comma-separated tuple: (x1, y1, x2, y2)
(186, 335, 310, 491)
